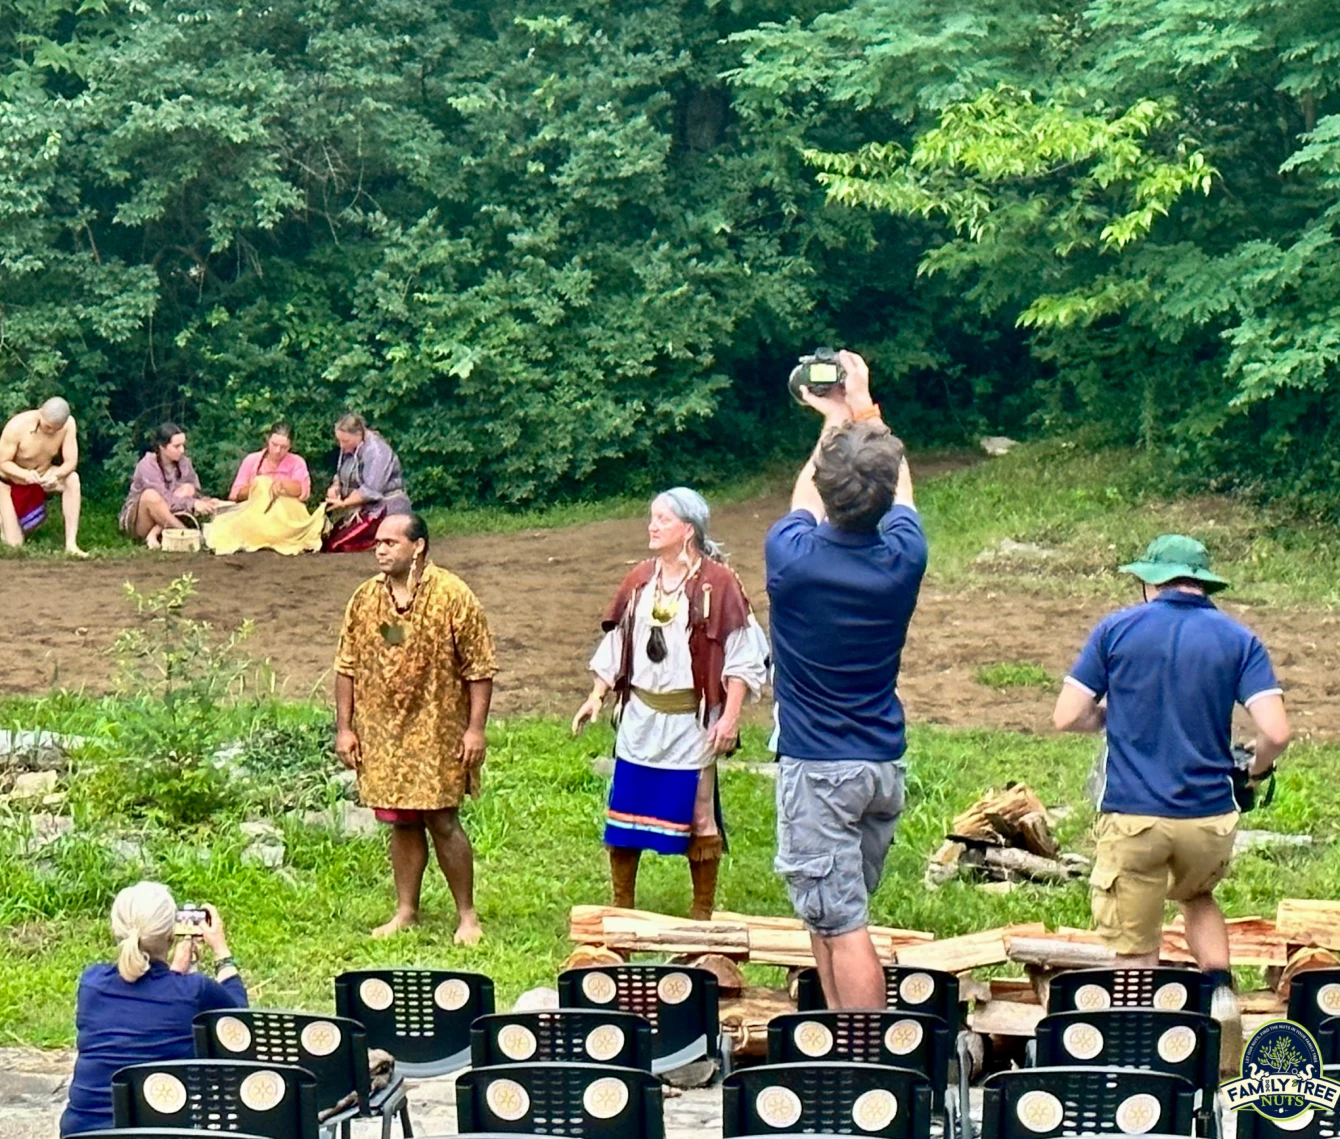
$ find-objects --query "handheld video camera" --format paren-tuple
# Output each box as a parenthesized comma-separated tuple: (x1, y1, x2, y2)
(1230, 744, 1275, 813)
(174, 904, 209, 938)
(788, 347, 847, 406)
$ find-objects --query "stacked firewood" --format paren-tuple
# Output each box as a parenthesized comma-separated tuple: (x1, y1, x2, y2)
(926, 783, 1089, 888)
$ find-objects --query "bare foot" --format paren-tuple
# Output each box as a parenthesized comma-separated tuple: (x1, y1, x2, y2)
(146, 526, 163, 550)
(371, 911, 418, 939)
(65, 545, 89, 559)
(454, 912, 483, 946)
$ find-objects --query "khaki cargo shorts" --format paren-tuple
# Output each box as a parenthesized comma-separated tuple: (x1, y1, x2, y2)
(1090, 811, 1239, 955)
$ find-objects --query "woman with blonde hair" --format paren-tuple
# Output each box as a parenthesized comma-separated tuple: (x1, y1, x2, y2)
(60, 882, 247, 1136)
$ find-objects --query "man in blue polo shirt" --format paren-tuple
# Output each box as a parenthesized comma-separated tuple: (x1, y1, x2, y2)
(766, 350, 926, 1009)
(1054, 534, 1290, 1061)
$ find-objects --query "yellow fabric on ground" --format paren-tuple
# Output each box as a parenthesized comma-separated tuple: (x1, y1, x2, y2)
(203, 476, 326, 555)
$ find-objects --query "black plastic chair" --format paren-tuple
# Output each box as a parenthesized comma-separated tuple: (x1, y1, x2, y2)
(472, 1008, 654, 1070)
(193, 1008, 408, 1139)
(724, 1060, 935, 1138)
(794, 965, 971, 1135)
(111, 1059, 319, 1139)
(1287, 969, 1340, 1061)
(456, 1061, 664, 1138)
(795, 965, 962, 1025)
(982, 1066, 1197, 1139)
(1048, 969, 1215, 1015)
(767, 1010, 952, 1104)
(335, 967, 494, 1077)
(70, 1132, 273, 1139)
(1035, 1009, 1221, 1137)
(556, 964, 725, 1075)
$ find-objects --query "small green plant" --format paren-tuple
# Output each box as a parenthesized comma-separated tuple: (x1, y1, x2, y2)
(89, 575, 256, 826)
(974, 661, 1056, 690)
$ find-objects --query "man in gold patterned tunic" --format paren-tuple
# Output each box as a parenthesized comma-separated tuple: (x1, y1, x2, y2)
(335, 513, 497, 942)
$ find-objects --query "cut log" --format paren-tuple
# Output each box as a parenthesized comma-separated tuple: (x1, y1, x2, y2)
(562, 945, 625, 971)
(673, 953, 747, 995)
(1160, 917, 1286, 967)
(980, 846, 1077, 883)
(719, 987, 794, 1057)
(897, 923, 1047, 972)
(951, 783, 1051, 847)
(1278, 946, 1340, 1001)
(970, 999, 1047, 1037)
(1277, 900, 1340, 949)
(1007, 936, 1116, 970)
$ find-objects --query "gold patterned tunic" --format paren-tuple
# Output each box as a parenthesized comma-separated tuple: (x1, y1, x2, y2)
(335, 564, 497, 809)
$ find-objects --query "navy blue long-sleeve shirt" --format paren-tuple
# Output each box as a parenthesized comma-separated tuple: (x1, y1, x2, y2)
(60, 959, 247, 1135)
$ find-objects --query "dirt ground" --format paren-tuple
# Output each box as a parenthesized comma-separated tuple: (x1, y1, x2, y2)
(3, 481, 1339, 738)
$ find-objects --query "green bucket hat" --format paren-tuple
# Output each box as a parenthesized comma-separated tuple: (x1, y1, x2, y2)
(1119, 534, 1230, 593)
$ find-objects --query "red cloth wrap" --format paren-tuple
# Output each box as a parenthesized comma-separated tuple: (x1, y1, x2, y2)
(3, 480, 46, 534)
(601, 558, 752, 725)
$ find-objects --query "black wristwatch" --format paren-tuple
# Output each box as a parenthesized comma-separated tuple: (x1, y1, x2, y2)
(214, 955, 238, 974)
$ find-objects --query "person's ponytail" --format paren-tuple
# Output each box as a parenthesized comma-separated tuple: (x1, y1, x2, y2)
(109, 882, 176, 984)
(116, 928, 151, 983)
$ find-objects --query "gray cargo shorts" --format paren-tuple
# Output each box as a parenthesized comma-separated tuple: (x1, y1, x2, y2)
(774, 756, 906, 937)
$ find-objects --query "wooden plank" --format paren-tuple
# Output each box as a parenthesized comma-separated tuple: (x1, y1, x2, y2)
(1006, 937, 1116, 970)
(897, 923, 1047, 972)
(1277, 900, 1340, 949)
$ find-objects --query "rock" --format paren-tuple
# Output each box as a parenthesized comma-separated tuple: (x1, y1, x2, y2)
(341, 804, 378, 837)
(41, 792, 68, 808)
(510, 987, 560, 1012)
(332, 769, 358, 799)
(241, 841, 285, 869)
(1234, 830, 1312, 854)
(240, 819, 281, 841)
(590, 757, 615, 778)
(9, 771, 57, 800)
(109, 838, 150, 864)
(973, 538, 1058, 565)
(661, 1058, 717, 1090)
(21, 814, 74, 853)
(0, 728, 86, 762)
(980, 435, 1020, 457)
(977, 880, 1016, 896)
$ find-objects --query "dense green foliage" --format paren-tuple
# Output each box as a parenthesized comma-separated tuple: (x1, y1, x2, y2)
(4, 0, 1340, 505)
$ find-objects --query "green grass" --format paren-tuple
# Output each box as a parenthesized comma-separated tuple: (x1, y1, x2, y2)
(916, 441, 1340, 607)
(975, 661, 1056, 690)
(1, 704, 1335, 1047)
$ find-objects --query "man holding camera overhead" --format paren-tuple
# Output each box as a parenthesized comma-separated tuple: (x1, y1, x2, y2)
(766, 349, 926, 1009)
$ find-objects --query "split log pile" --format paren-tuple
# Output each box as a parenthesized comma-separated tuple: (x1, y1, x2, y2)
(565, 896, 1340, 1053)
(926, 784, 1090, 889)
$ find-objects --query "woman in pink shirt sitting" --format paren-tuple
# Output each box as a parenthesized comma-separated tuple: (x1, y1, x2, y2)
(228, 422, 311, 503)
(203, 423, 326, 555)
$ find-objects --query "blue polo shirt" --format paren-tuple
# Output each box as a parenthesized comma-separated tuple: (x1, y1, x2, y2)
(766, 506, 927, 761)
(1067, 591, 1282, 818)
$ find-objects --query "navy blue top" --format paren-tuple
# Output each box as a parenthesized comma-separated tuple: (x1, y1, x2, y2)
(1067, 591, 1282, 817)
(766, 506, 928, 761)
(60, 960, 248, 1136)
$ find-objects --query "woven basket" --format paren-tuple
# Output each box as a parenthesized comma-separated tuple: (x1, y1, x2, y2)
(162, 514, 202, 553)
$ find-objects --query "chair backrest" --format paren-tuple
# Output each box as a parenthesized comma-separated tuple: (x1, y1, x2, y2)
(981, 1065, 1196, 1139)
(66, 1131, 274, 1139)
(767, 1010, 950, 1094)
(193, 1008, 367, 1118)
(1035, 1009, 1219, 1095)
(472, 1009, 654, 1070)
(111, 1058, 319, 1139)
(723, 1060, 934, 1138)
(556, 964, 719, 1072)
(1047, 968, 1214, 1015)
(334, 967, 494, 1073)
(456, 1061, 665, 1138)
(1287, 970, 1340, 1034)
(794, 965, 961, 1026)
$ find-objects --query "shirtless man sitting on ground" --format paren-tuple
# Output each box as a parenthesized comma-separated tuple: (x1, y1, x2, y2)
(0, 398, 87, 557)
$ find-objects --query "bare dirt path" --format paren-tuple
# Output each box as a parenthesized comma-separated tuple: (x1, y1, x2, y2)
(3, 473, 1337, 738)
